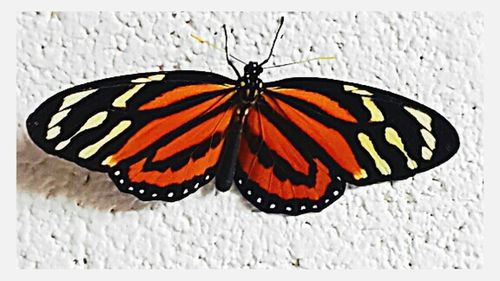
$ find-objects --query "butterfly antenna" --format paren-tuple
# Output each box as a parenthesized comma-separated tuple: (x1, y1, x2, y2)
(190, 34, 246, 65)
(259, 16, 285, 67)
(263, 56, 336, 69)
(222, 24, 241, 79)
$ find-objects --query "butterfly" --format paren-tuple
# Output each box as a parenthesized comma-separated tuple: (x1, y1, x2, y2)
(26, 17, 459, 216)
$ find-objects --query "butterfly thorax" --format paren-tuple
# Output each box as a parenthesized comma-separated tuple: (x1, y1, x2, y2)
(237, 61, 264, 104)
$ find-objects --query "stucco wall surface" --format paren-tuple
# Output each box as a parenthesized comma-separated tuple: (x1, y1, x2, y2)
(16, 11, 483, 269)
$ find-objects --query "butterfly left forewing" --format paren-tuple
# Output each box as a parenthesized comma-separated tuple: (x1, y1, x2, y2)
(263, 77, 460, 186)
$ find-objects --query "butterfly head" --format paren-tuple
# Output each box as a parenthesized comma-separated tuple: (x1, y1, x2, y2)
(237, 61, 264, 103)
(244, 61, 263, 77)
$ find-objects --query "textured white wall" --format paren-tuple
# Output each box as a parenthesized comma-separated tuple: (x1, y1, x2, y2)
(16, 11, 483, 269)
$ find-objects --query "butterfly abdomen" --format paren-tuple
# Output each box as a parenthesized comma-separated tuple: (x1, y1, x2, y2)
(215, 107, 249, 192)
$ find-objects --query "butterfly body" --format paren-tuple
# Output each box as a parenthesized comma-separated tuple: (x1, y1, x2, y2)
(25, 19, 459, 216)
(215, 61, 265, 191)
(214, 104, 246, 192)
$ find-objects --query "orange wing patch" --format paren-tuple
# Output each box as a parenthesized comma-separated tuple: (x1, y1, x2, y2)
(239, 137, 330, 201)
(139, 84, 232, 110)
(264, 95, 367, 180)
(245, 109, 309, 175)
(152, 109, 232, 162)
(127, 137, 224, 187)
(268, 87, 357, 123)
(103, 93, 234, 167)
(126, 106, 233, 187)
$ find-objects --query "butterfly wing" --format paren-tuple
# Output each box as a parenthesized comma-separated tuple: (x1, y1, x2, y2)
(235, 104, 346, 215)
(264, 77, 460, 185)
(26, 71, 237, 201)
(235, 77, 459, 215)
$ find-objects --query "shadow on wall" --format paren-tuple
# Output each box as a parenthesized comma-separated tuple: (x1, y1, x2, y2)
(16, 131, 154, 212)
(17, 129, 254, 214)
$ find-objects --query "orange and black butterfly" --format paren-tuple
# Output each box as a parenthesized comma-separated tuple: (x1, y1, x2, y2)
(26, 17, 459, 216)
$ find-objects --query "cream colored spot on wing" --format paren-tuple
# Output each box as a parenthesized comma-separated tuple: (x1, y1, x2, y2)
(131, 78, 151, 83)
(54, 139, 70, 151)
(343, 85, 373, 96)
(112, 84, 145, 108)
(77, 111, 108, 131)
(385, 127, 418, 170)
(81, 120, 132, 162)
(131, 74, 166, 83)
(362, 97, 384, 122)
(420, 129, 436, 150)
(101, 155, 114, 166)
(352, 89, 373, 96)
(343, 85, 358, 92)
(148, 74, 165, 81)
(47, 108, 71, 128)
(422, 146, 433, 160)
(46, 126, 61, 140)
(60, 89, 98, 110)
(404, 106, 432, 131)
(55, 111, 108, 151)
(353, 168, 368, 180)
(358, 132, 391, 175)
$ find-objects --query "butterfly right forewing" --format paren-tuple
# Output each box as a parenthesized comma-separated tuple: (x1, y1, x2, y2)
(262, 77, 459, 186)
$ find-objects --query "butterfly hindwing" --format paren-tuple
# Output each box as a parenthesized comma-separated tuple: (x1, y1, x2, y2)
(262, 77, 460, 186)
(235, 103, 346, 215)
(26, 70, 237, 201)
